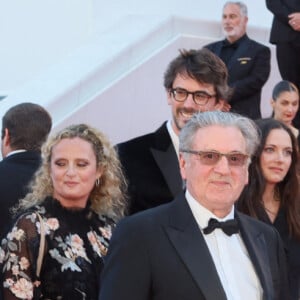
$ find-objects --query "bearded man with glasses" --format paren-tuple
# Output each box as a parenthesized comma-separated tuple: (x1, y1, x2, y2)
(100, 111, 289, 300)
(117, 48, 232, 214)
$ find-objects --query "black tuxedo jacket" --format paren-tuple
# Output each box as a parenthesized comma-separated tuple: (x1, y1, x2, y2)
(266, 0, 300, 45)
(100, 193, 289, 300)
(0, 151, 41, 239)
(205, 35, 270, 119)
(116, 122, 182, 214)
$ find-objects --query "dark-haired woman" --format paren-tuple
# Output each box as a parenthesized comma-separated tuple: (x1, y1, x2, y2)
(271, 80, 299, 146)
(237, 118, 300, 299)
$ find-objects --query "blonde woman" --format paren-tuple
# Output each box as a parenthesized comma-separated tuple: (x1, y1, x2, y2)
(0, 124, 127, 300)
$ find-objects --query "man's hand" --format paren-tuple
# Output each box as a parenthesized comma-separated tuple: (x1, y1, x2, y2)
(288, 12, 300, 31)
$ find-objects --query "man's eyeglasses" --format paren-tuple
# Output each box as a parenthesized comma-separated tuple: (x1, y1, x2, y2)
(170, 88, 217, 105)
(180, 149, 249, 167)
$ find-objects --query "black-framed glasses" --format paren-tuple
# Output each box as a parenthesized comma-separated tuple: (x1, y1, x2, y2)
(170, 88, 217, 105)
(180, 149, 249, 167)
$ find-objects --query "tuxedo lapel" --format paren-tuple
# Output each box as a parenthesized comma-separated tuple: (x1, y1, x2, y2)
(165, 195, 227, 300)
(151, 145, 182, 196)
(150, 123, 182, 197)
(237, 213, 274, 300)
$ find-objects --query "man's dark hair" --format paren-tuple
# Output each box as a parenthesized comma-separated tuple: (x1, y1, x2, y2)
(163, 48, 232, 101)
(1, 102, 52, 151)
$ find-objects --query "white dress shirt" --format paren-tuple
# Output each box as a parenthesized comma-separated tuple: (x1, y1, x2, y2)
(186, 190, 263, 300)
(166, 120, 179, 158)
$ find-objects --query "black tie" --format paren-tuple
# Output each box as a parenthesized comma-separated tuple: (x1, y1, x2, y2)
(203, 218, 239, 236)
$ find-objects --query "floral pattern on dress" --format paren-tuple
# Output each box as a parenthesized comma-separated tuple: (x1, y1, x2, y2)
(0, 212, 58, 299)
(5, 277, 33, 299)
(0, 197, 115, 300)
(49, 234, 91, 272)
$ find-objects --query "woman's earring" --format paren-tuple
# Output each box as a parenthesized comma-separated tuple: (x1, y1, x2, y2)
(95, 178, 100, 187)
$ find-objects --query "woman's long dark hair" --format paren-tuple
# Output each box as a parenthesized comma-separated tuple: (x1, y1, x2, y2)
(237, 118, 300, 239)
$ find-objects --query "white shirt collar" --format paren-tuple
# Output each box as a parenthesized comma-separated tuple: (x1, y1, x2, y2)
(166, 120, 179, 158)
(5, 149, 27, 158)
(185, 189, 235, 230)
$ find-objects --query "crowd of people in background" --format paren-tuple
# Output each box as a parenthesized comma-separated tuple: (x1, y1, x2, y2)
(1, 1, 300, 300)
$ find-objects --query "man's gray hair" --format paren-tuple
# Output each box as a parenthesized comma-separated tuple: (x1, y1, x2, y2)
(179, 111, 259, 157)
(224, 1, 248, 17)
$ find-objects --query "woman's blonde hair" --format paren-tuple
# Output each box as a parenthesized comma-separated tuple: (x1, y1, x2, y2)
(17, 124, 127, 220)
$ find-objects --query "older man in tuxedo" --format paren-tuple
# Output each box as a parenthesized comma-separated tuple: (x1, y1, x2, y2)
(117, 48, 231, 214)
(205, 1, 270, 119)
(99, 111, 289, 300)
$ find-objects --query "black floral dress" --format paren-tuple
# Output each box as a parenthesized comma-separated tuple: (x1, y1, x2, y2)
(0, 197, 115, 300)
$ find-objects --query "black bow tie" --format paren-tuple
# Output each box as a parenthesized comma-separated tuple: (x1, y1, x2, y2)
(203, 218, 239, 236)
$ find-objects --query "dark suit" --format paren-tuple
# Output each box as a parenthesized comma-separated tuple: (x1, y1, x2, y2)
(117, 122, 182, 214)
(205, 35, 271, 119)
(99, 193, 289, 300)
(266, 0, 300, 128)
(0, 151, 41, 239)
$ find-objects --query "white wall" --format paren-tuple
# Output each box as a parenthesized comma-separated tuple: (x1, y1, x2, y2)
(0, 0, 93, 93)
(0, 1, 278, 146)
(1, 0, 273, 94)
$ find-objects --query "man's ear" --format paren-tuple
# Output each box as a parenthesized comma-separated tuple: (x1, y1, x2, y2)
(3, 128, 10, 146)
(215, 99, 231, 112)
(179, 153, 187, 180)
(270, 99, 275, 110)
(167, 89, 172, 105)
